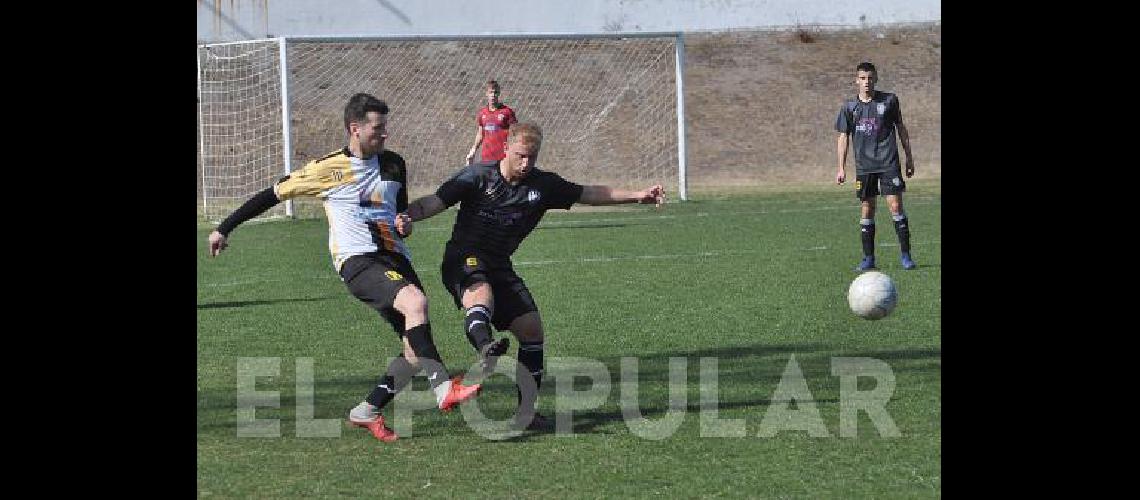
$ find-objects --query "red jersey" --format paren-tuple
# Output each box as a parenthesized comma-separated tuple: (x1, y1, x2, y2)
(476, 104, 517, 161)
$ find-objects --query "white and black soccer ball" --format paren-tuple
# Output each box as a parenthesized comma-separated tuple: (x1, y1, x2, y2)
(847, 271, 898, 320)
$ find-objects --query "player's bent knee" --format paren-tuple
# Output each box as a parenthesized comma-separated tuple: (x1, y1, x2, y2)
(509, 312, 545, 343)
(393, 285, 429, 324)
(461, 281, 494, 308)
(887, 197, 903, 214)
(464, 280, 492, 297)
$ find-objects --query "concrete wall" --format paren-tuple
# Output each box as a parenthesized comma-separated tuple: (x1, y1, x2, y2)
(197, 0, 940, 42)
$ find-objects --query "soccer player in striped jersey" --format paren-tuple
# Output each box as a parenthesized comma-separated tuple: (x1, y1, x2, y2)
(465, 80, 518, 165)
(836, 61, 918, 271)
(206, 93, 481, 442)
(406, 122, 665, 431)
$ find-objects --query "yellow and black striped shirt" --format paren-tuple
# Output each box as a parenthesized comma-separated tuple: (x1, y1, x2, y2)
(274, 148, 410, 272)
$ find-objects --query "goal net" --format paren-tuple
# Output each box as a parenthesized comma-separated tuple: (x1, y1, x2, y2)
(198, 33, 685, 222)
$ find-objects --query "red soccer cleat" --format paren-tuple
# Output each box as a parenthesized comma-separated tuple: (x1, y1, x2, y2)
(438, 376, 482, 412)
(351, 414, 399, 442)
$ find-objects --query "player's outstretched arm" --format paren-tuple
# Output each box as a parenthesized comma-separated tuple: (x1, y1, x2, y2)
(406, 194, 450, 222)
(578, 184, 664, 208)
(207, 187, 282, 257)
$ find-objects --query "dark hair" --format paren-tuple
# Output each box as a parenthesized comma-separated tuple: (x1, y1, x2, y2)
(856, 61, 877, 74)
(344, 93, 389, 131)
(486, 80, 501, 92)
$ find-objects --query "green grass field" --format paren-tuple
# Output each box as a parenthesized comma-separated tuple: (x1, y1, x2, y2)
(197, 180, 941, 498)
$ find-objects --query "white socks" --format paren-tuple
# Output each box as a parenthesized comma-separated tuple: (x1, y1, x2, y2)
(433, 379, 453, 406)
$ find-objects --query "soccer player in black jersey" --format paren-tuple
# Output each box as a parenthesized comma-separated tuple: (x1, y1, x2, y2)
(836, 61, 918, 271)
(405, 122, 665, 431)
(206, 93, 482, 442)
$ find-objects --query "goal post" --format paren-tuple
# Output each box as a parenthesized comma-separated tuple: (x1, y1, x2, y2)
(197, 32, 688, 223)
(197, 38, 293, 221)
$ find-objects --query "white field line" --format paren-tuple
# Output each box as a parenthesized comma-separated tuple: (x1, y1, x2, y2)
(200, 241, 940, 288)
(408, 198, 941, 231)
(201, 198, 941, 288)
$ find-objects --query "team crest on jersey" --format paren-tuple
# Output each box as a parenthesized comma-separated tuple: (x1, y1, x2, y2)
(877, 103, 886, 115)
(385, 270, 403, 281)
(892, 177, 901, 187)
(527, 189, 540, 203)
(855, 118, 878, 135)
(466, 257, 478, 267)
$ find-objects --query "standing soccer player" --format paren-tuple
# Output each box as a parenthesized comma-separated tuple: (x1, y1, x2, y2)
(836, 61, 918, 271)
(465, 80, 518, 165)
(406, 122, 664, 431)
(206, 93, 482, 442)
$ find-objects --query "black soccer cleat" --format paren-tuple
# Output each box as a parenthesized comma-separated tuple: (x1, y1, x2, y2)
(479, 337, 510, 375)
(511, 412, 554, 432)
(900, 252, 917, 270)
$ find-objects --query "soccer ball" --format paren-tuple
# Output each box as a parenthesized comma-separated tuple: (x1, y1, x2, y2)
(847, 271, 898, 320)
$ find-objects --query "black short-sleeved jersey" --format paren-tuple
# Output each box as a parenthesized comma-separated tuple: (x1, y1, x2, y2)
(835, 91, 903, 175)
(436, 161, 584, 259)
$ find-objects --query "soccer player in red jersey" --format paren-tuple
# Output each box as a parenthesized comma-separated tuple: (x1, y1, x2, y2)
(465, 80, 518, 165)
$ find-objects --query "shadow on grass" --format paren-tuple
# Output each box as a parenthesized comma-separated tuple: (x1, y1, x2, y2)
(197, 342, 940, 440)
(488, 343, 939, 441)
(535, 223, 639, 231)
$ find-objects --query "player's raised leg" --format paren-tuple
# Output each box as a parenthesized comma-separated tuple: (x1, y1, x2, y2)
(459, 283, 509, 375)
(390, 285, 482, 412)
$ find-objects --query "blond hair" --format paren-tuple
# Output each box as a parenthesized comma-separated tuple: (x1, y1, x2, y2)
(508, 122, 543, 148)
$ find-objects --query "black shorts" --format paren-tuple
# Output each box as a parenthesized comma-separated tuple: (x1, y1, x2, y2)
(339, 252, 424, 336)
(855, 169, 906, 200)
(440, 246, 538, 331)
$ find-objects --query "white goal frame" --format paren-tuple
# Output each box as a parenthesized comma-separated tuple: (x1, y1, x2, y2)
(197, 32, 688, 222)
